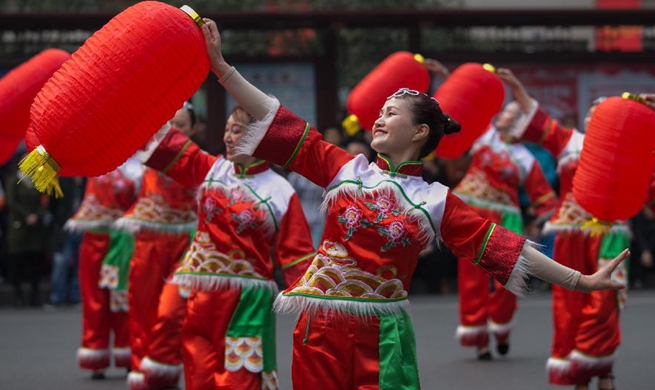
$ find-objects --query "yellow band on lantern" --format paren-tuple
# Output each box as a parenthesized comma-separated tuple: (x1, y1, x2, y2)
(482, 63, 496, 73)
(18, 145, 63, 198)
(180, 5, 205, 28)
(342, 114, 361, 137)
(413, 54, 425, 64)
(621, 92, 648, 105)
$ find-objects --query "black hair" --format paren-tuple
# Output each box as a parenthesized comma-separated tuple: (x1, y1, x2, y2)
(398, 93, 461, 158)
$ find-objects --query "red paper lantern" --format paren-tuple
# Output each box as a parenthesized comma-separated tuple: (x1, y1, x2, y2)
(346, 52, 430, 132)
(0, 49, 70, 163)
(434, 63, 505, 159)
(20, 2, 209, 196)
(573, 94, 655, 221)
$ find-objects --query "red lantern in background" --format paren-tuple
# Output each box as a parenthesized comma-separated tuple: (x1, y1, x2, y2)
(20, 2, 209, 196)
(434, 63, 505, 159)
(0, 49, 70, 164)
(346, 52, 430, 132)
(573, 94, 655, 222)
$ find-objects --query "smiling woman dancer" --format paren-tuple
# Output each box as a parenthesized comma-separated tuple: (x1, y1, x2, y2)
(200, 18, 627, 390)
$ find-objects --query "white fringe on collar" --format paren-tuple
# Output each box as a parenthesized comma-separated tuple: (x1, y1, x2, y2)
(170, 273, 278, 294)
(320, 181, 437, 245)
(233, 98, 281, 157)
(274, 293, 410, 318)
(113, 217, 197, 235)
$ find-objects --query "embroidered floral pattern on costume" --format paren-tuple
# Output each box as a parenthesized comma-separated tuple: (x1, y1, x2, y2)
(225, 337, 264, 373)
(365, 195, 401, 223)
(232, 209, 260, 234)
(202, 197, 221, 225)
(176, 232, 264, 278)
(110, 290, 128, 312)
(550, 193, 593, 227)
(227, 186, 248, 207)
(288, 241, 408, 300)
(377, 220, 411, 252)
(338, 205, 372, 240)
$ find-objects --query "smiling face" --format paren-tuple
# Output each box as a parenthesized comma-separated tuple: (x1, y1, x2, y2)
(494, 101, 521, 135)
(370, 98, 419, 156)
(223, 109, 252, 163)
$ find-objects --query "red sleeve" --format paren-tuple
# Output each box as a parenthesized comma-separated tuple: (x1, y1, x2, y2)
(441, 192, 526, 285)
(252, 106, 354, 188)
(147, 127, 218, 188)
(275, 193, 316, 286)
(522, 107, 575, 159)
(524, 162, 558, 218)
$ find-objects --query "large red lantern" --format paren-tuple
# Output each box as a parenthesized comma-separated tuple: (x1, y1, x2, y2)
(20, 2, 209, 196)
(573, 94, 655, 222)
(346, 52, 430, 132)
(0, 49, 70, 164)
(434, 63, 505, 159)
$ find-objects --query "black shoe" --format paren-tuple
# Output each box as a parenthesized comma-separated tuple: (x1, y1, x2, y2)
(477, 351, 492, 361)
(497, 343, 510, 356)
(598, 375, 615, 390)
(91, 371, 106, 380)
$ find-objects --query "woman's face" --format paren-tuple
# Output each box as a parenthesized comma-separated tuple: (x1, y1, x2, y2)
(171, 109, 194, 136)
(223, 111, 250, 162)
(494, 102, 520, 134)
(370, 98, 417, 155)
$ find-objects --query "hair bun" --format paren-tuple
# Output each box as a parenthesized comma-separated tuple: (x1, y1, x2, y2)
(443, 114, 461, 134)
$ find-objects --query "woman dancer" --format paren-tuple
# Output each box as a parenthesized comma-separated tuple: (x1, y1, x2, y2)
(498, 68, 629, 390)
(200, 19, 627, 389)
(137, 104, 316, 389)
(117, 106, 198, 390)
(65, 158, 142, 379)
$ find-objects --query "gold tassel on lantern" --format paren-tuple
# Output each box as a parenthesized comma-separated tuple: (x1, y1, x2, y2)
(581, 217, 613, 236)
(18, 145, 63, 198)
(342, 114, 361, 137)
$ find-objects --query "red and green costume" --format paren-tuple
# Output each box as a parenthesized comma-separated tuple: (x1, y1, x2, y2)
(454, 127, 557, 348)
(234, 102, 540, 389)
(143, 127, 315, 390)
(115, 167, 197, 390)
(515, 103, 629, 385)
(65, 160, 141, 371)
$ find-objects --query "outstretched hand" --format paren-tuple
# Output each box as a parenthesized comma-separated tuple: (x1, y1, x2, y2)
(576, 249, 629, 293)
(201, 18, 231, 77)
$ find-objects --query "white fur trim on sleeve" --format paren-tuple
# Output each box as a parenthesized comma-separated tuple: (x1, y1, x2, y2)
(233, 98, 281, 157)
(509, 98, 538, 140)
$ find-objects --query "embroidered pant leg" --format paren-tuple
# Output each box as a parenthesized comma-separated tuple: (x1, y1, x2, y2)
(488, 278, 517, 345)
(457, 258, 490, 347)
(78, 232, 112, 370)
(182, 289, 261, 390)
(570, 234, 620, 382)
(548, 231, 588, 386)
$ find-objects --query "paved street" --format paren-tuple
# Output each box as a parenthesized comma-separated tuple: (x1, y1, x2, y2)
(1, 291, 653, 390)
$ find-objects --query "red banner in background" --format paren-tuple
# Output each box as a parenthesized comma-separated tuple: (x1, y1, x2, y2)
(596, 0, 642, 52)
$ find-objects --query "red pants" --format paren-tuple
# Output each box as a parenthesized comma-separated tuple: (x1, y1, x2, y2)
(181, 289, 263, 390)
(78, 231, 130, 370)
(128, 230, 190, 389)
(548, 231, 621, 385)
(457, 208, 516, 347)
